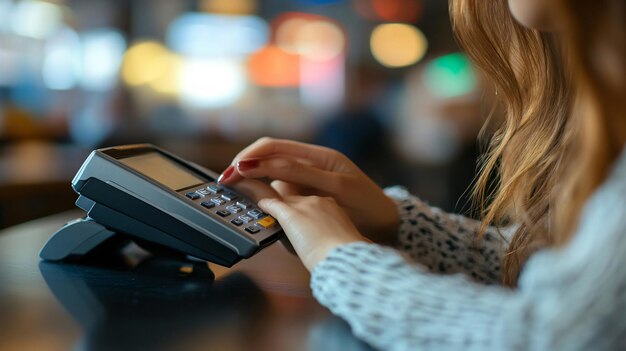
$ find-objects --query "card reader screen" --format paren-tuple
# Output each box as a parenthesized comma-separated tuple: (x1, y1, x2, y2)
(120, 152, 206, 191)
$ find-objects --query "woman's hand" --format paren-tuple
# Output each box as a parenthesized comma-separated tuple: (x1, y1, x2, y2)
(258, 195, 368, 271)
(218, 138, 399, 243)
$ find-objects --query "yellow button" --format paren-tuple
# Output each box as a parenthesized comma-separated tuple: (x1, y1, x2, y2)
(179, 265, 193, 274)
(257, 216, 276, 229)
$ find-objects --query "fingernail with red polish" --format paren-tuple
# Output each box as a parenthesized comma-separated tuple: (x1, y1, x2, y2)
(237, 159, 260, 171)
(217, 165, 234, 183)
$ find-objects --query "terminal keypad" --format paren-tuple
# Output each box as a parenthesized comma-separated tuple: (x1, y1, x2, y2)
(184, 182, 278, 235)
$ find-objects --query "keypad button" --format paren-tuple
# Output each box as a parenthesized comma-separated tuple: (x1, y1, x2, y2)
(197, 189, 210, 196)
(201, 201, 215, 209)
(256, 216, 277, 229)
(216, 210, 230, 217)
(239, 215, 253, 223)
(247, 209, 264, 219)
(226, 205, 242, 213)
(230, 218, 244, 226)
(186, 192, 201, 200)
(207, 184, 223, 193)
(236, 201, 252, 209)
(245, 226, 261, 234)
(210, 197, 226, 206)
(221, 192, 238, 201)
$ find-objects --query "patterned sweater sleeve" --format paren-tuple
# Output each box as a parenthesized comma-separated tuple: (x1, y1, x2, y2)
(311, 158, 626, 351)
(384, 186, 508, 284)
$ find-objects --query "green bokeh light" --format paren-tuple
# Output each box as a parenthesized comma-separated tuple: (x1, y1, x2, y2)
(424, 53, 476, 98)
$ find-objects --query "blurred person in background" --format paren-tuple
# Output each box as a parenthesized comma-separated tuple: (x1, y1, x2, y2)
(314, 64, 405, 188)
(219, 0, 625, 349)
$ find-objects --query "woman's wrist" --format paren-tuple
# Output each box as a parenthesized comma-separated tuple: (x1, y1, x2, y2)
(363, 194, 400, 245)
(306, 237, 370, 272)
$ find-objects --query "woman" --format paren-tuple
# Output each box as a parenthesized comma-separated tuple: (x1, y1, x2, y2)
(219, 0, 625, 349)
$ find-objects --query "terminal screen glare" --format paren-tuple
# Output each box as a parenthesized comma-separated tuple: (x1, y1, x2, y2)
(120, 153, 205, 191)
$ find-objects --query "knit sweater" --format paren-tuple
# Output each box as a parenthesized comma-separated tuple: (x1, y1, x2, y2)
(310, 150, 626, 351)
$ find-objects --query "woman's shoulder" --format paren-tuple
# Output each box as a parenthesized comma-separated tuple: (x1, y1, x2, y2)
(610, 146, 626, 184)
(518, 147, 626, 290)
(593, 146, 626, 199)
(580, 146, 626, 232)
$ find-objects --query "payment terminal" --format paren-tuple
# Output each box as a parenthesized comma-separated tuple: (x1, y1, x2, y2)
(39, 144, 283, 267)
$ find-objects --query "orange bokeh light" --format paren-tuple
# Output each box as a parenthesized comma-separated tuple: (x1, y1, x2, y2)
(272, 12, 346, 61)
(270, 12, 329, 35)
(247, 45, 301, 87)
(249, 13, 346, 88)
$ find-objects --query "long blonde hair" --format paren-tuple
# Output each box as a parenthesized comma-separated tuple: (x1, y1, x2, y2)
(450, 0, 625, 286)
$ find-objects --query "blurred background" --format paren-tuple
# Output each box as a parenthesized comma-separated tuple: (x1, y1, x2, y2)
(0, 0, 489, 229)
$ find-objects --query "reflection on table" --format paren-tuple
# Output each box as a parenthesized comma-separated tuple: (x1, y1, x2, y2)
(0, 211, 374, 351)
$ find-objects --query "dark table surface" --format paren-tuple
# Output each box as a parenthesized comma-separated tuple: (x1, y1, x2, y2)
(0, 211, 372, 351)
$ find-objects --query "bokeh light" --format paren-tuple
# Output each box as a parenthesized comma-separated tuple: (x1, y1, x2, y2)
(80, 29, 126, 92)
(275, 14, 345, 62)
(371, 0, 421, 22)
(424, 53, 477, 98)
(178, 58, 246, 109)
(10, 0, 64, 39)
(69, 101, 116, 147)
(0, 0, 13, 32)
(300, 56, 344, 110)
(200, 0, 257, 15)
(370, 23, 427, 68)
(354, 0, 421, 23)
(42, 27, 81, 90)
(248, 45, 301, 87)
(148, 55, 183, 96)
(122, 41, 172, 86)
(167, 13, 269, 57)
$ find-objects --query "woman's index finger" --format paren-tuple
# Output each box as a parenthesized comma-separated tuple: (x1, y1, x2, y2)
(232, 138, 337, 169)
